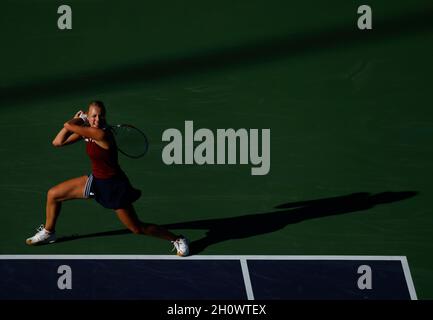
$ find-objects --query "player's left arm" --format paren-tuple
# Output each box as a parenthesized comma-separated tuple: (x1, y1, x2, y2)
(64, 118, 106, 141)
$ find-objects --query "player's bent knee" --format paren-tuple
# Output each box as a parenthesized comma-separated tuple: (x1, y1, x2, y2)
(47, 187, 60, 201)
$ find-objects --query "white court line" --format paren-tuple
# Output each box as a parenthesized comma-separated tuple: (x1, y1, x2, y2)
(239, 258, 254, 300)
(0, 255, 409, 260)
(401, 256, 418, 300)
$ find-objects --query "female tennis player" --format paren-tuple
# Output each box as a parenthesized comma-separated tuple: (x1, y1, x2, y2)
(25, 101, 189, 256)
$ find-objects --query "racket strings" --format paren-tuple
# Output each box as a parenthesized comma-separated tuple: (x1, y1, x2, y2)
(111, 125, 148, 158)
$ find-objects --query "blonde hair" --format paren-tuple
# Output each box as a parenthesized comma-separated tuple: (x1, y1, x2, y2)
(89, 101, 106, 115)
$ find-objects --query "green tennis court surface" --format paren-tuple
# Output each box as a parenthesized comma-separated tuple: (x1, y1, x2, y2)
(0, 1, 432, 299)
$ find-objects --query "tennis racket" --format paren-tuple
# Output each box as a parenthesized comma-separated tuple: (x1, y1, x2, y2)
(109, 124, 149, 159)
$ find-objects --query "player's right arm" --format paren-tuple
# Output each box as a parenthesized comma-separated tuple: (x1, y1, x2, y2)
(52, 110, 85, 147)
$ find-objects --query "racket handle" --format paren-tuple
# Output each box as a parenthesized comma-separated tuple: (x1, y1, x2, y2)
(79, 113, 88, 123)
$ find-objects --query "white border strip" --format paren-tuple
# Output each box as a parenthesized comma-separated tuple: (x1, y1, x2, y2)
(0, 255, 409, 260)
(400, 256, 418, 300)
(240, 258, 254, 300)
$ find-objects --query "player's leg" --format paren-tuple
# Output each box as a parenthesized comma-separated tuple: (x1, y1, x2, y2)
(115, 205, 190, 256)
(26, 175, 89, 245)
(115, 205, 178, 241)
(45, 175, 89, 232)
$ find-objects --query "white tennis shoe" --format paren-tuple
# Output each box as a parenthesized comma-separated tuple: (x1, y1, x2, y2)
(26, 225, 57, 245)
(172, 236, 190, 257)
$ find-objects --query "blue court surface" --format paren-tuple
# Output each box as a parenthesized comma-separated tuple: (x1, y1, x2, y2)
(0, 255, 416, 300)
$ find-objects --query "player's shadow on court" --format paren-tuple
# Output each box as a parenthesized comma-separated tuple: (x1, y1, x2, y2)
(162, 191, 417, 255)
(56, 191, 417, 252)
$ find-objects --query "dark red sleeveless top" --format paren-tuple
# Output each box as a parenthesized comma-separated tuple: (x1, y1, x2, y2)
(85, 137, 121, 179)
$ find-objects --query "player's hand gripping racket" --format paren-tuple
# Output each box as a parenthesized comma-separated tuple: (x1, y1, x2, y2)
(109, 124, 149, 159)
